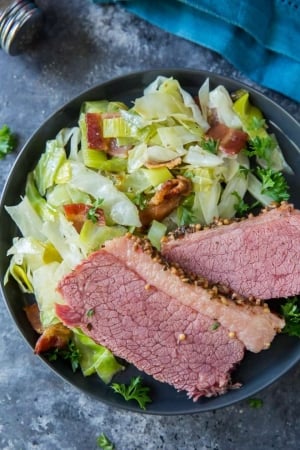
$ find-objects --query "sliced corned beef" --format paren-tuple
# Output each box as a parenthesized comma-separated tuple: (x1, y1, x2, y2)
(56, 243, 245, 400)
(104, 236, 284, 353)
(161, 203, 300, 301)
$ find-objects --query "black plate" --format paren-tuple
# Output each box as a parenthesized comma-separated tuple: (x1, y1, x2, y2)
(1, 69, 300, 415)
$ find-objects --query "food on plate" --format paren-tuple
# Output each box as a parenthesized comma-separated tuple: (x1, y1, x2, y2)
(56, 234, 284, 398)
(108, 235, 283, 352)
(161, 202, 300, 300)
(3, 75, 295, 405)
(56, 234, 246, 400)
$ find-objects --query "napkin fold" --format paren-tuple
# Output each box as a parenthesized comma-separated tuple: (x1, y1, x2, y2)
(93, 0, 300, 102)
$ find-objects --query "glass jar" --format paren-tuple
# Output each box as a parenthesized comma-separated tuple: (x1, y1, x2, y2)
(0, 0, 43, 55)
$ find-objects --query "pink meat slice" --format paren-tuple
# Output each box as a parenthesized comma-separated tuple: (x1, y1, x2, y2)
(161, 203, 300, 300)
(56, 245, 245, 400)
(104, 236, 284, 353)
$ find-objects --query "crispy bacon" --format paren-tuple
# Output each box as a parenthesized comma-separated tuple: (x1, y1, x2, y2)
(85, 113, 109, 150)
(63, 203, 105, 233)
(24, 303, 43, 334)
(34, 323, 72, 354)
(85, 112, 132, 157)
(139, 176, 192, 226)
(206, 123, 248, 155)
(144, 156, 182, 169)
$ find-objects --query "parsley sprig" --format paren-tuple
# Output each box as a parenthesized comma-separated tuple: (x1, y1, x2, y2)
(111, 376, 152, 410)
(232, 191, 259, 217)
(0, 125, 16, 159)
(246, 135, 276, 165)
(87, 198, 104, 223)
(256, 167, 289, 202)
(200, 137, 219, 154)
(177, 193, 196, 225)
(46, 341, 80, 372)
(281, 296, 300, 338)
(248, 398, 263, 408)
(97, 433, 115, 450)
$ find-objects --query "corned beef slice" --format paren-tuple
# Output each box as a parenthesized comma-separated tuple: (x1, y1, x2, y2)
(56, 244, 244, 399)
(56, 236, 283, 399)
(103, 236, 283, 353)
(161, 203, 300, 300)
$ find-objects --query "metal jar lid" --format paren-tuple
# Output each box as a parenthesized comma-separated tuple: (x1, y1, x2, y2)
(0, 0, 43, 55)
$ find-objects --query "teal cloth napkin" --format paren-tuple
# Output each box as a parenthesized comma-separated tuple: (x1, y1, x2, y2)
(93, 0, 300, 102)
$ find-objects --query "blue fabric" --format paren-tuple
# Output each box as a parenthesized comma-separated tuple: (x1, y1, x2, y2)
(93, 0, 300, 102)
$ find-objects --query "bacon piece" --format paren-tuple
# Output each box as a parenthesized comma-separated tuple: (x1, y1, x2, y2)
(85, 113, 107, 150)
(24, 303, 43, 334)
(34, 323, 72, 354)
(206, 123, 248, 155)
(86, 112, 132, 157)
(144, 156, 182, 169)
(63, 203, 105, 233)
(139, 176, 192, 226)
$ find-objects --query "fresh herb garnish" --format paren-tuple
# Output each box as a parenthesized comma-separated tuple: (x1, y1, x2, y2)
(211, 321, 220, 331)
(248, 398, 263, 408)
(87, 198, 104, 223)
(132, 192, 148, 210)
(0, 124, 16, 159)
(246, 135, 276, 165)
(249, 116, 266, 131)
(97, 433, 115, 450)
(256, 167, 289, 202)
(200, 137, 219, 154)
(239, 165, 250, 177)
(86, 308, 95, 317)
(46, 341, 80, 372)
(177, 193, 196, 225)
(232, 191, 250, 216)
(111, 376, 152, 410)
(232, 191, 259, 217)
(281, 296, 300, 338)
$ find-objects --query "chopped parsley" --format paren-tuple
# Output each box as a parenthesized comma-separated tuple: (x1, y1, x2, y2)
(248, 398, 263, 408)
(281, 296, 300, 338)
(246, 135, 276, 165)
(87, 198, 104, 223)
(0, 125, 16, 159)
(211, 321, 220, 331)
(232, 191, 259, 217)
(255, 167, 289, 202)
(177, 193, 196, 226)
(249, 116, 266, 131)
(111, 376, 152, 410)
(86, 308, 95, 318)
(232, 191, 250, 216)
(132, 191, 147, 210)
(200, 137, 219, 154)
(46, 341, 80, 372)
(97, 433, 115, 450)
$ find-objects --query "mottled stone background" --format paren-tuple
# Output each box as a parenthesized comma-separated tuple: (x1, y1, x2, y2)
(0, 1, 299, 449)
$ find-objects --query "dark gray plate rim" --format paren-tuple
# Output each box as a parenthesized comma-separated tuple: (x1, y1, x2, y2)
(1, 68, 300, 415)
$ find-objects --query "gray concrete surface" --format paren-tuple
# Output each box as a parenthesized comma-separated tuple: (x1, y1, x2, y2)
(0, 1, 299, 449)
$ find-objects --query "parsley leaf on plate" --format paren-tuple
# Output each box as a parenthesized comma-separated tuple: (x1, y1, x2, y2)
(46, 341, 80, 372)
(111, 376, 152, 410)
(87, 198, 104, 223)
(256, 167, 289, 202)
(281, 296, 300, 338)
